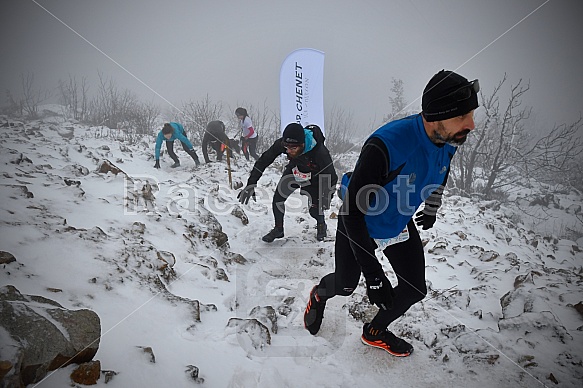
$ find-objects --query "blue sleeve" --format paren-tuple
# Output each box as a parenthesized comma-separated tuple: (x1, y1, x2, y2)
(155, 131, 164, 160)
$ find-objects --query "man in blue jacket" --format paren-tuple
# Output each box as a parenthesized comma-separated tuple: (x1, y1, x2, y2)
(304, 70, 479, 357)
(153, 122, 200, 169)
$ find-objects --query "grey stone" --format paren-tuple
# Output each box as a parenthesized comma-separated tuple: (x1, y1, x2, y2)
(0, 285, 101, 387)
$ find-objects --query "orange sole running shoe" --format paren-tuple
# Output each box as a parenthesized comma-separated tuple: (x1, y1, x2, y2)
(361, 323, 413, 357)
(304, 285, 326, 335)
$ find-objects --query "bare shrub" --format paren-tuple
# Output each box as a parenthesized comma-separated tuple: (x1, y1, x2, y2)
(88, 72, 139, 129)
(178, 95, 224, 145)
(5, 72, 52, 119)
(451, 75, 532, 198)
(325, 105, 355, 154)
(522, 117, 583, 191)
(58, 74, 90, 122)
(131, 100, 161, 135)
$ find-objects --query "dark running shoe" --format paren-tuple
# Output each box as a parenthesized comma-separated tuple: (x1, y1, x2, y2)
(170, 161, 180, 168)
(361, 323, 413, 357)
(316, 223, 327, 241)
(304, 285, 326, 335)
(262, 227, 284, 243)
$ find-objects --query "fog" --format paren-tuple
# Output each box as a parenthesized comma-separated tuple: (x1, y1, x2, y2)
(1, 0, 582, 131)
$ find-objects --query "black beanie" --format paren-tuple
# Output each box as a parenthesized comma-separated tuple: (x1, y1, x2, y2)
(282, 123, 305, 144)
(422, 70, 479, 122)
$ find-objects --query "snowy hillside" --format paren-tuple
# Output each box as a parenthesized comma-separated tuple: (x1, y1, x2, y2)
(1, 110, 582, 388)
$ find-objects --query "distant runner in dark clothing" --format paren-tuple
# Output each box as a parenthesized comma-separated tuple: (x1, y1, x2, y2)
(201, 120, 232, 163)
(238, 123, 338, 242)
(304, 69, 480, 358)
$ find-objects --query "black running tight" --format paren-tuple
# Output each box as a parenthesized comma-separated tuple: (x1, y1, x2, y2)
(272, 173, 325, 227)
(166, 139, 199, 163)
(317, 217, 427, 329)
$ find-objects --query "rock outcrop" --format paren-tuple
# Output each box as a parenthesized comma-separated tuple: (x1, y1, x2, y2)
(0, 285, 101, 387)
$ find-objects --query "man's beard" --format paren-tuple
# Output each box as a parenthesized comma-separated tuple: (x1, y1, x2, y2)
(446, 129, 471, 146)
(431, 123, 471, 146)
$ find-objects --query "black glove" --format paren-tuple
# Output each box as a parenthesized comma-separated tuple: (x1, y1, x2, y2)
(154, 160, 160, 169)
(237, 184, 256, 205)
(415, 206, 438, 230)
(365, 273, 395, 310)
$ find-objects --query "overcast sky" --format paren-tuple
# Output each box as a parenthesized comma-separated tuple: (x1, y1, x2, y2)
(2, 0, 582, 132)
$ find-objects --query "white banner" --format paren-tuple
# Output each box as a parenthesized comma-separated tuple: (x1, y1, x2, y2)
(279, 48, 325, 135)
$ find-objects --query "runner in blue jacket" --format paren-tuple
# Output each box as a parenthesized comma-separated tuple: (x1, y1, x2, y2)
(304, 70, 479, 357)
(154, 122, 200, 169)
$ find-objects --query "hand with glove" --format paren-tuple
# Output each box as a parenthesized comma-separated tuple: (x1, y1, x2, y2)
(237, 184, 256, 205)
(365, 273, 395, 310)
(414, 205, 438, 230)
(154, 160, 160, 169)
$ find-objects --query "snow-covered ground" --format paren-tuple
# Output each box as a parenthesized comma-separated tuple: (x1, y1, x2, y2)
(1, 110, 582, 387)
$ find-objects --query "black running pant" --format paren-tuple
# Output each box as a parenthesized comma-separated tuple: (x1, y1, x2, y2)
(242, 136, 259, 161)
(166, 138, 199, 163)
(317, 217, 427, 329)
(272, 173, 325, 227)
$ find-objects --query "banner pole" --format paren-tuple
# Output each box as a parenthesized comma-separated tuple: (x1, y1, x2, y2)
(226, 142, 232, 190)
